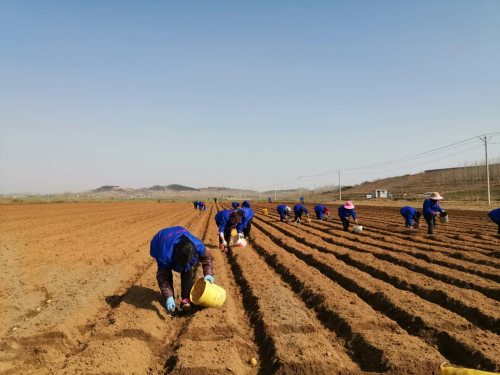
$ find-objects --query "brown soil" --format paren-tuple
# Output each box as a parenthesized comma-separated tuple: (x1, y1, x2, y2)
(0, 202, 499, 374)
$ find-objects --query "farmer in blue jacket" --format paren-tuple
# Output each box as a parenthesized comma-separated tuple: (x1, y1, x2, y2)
(293, 204, 309, 223)
(232, 201, 240, 210)
(150, 226, 214, 313)
(338, 201, 358, 231)
(400, 206, 421, 228)
(422, 192, 445, 234)
(300, 196, 304, 203)
(237, 207, 254, 239)
(242, 200, 251, 208)
(488, 208, 500, 235)
(277, 205, 292, 222)
(215, 209, 241, 253)
(198, 201, 206, 211)
(193, 201, 199, 209)
(314, 205, 330, 220)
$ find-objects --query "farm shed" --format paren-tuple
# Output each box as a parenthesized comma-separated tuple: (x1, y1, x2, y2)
(371, 189, 388, 198)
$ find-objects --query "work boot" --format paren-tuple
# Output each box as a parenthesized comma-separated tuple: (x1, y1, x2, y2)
(180, 298, 191, 312)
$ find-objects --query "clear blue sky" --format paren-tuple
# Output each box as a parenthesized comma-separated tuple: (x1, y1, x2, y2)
(1, 1, 499, 193)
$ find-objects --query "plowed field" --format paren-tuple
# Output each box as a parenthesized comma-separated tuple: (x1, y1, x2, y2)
(1, 202, 499, 374)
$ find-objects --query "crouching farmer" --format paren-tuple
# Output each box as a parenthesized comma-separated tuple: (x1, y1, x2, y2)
(215, 210, 240, 253)
(277, 205, 292, 222)
(400, 206, 421, 229)
(488, 208, 500, 235)
(338, 201, 358, 231)
(150, 226, 214, 313)
(314, 205, 329, 220)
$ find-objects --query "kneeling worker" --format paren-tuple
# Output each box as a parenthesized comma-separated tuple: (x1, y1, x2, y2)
(242, 200, 251, 208)
(400, 206, 421, 228)
(293, 204, 310, 224)
(150, 227, 214, 313)
(314, 205, 329, 220)
(277, 204, 292, 222)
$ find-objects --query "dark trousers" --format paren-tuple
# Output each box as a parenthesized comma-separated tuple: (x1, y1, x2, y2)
(180, 269, 193, 300)
(164, 268, 193, 300)
(341, 217, 350, 231)
(243, 219, 253, 238)
(405, 218, 411, 228)
(424, 214, 436, 234)
(220, 227, 233, 246)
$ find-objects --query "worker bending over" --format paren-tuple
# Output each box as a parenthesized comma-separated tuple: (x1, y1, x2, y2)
(488, 208, 500, 235)
(314, 205, 329, 220)
(400, 206, 421, 229)
(215, 210, 240, 253)
(293, 204, 309, 224)
(150, 227, 214, 313)
(423, 192, 445, 235)
(277, 205, 292, 222)
(338, 201, 358, 231)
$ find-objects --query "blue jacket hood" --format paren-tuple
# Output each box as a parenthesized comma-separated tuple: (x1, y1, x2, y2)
(150, 226, 205, 272)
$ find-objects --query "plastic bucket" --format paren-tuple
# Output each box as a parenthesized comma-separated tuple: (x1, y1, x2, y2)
(352, 225, 363, 233)
(190, 278, 226, 308)
(440, 215, 449, 223)
(262, 208, 268, 215)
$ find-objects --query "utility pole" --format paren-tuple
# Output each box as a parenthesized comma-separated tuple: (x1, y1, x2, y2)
(299, 177, 301, 200)
(338, 171, 342, 202)
(481, 136, 491, 205)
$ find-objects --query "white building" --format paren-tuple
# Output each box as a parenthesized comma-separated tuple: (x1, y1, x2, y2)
(371, 189, 388, 198)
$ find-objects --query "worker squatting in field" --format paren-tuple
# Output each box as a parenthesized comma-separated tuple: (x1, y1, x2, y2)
(150, 226, 214, 314)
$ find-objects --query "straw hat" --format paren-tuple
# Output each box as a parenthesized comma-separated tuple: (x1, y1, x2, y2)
(429, 192, 443, 200)
(344, 201, 355, 209)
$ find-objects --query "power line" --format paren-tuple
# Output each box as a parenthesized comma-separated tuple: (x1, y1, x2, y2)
(256, 132, 499, 191)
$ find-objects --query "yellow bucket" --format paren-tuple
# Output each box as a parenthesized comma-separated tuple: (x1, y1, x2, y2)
(441, 366, 497, 375)
(262, 208, 268, 215)
(190, 278, 226, 308)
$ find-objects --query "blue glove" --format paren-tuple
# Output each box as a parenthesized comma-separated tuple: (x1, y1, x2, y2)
(166, 297, 176, 312)
(204, 275, 214, 284)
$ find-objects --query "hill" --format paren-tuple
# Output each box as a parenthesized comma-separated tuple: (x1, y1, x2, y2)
(315, 163, 500, 202)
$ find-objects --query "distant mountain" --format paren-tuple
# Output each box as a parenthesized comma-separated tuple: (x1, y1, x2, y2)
(165, 184, 199, 191)
(91, 185, 119, 193)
